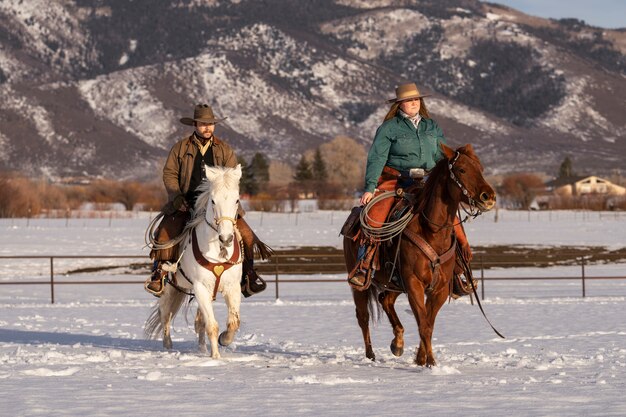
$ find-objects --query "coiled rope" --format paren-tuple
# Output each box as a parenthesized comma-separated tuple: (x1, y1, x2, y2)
(359, 191, 415, 241)
(144, 212, 189, 251)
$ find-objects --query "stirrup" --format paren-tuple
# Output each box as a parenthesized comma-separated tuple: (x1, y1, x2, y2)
(144, 267, 167, 297)
(451, 273, 477, 299)
(348, 268, 373, 291)
(241, 270, 266, 298)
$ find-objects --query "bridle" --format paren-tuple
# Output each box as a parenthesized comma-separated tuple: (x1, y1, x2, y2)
(203, 208, 237, 233)
(421, 151, 485, 231)
(448, 151, 485, 218)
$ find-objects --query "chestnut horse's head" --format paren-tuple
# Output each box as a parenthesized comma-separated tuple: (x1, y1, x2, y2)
(440, 143, 496, 212)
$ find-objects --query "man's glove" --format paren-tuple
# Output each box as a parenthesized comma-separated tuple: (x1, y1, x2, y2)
(173, 195, 189, 212)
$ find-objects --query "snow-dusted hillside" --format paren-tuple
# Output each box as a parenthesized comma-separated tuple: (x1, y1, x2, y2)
(0, 0, 624, 180)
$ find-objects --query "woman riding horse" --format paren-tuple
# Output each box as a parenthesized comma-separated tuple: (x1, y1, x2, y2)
(348, 83, 472, 293)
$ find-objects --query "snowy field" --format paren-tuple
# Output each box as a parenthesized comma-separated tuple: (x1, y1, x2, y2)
(1, 210, 626, 416)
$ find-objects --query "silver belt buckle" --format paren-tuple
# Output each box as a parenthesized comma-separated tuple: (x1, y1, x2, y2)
(409, 168, 425, 179)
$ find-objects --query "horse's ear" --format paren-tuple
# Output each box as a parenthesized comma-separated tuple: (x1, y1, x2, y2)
(204, 164, 221, 182)
(233, 164, 242, 181)
(440, 142, 455, 159)
(461, 143, 475, 155)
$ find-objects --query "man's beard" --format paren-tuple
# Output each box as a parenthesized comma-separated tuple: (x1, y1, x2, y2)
(195, 130, 213, 141)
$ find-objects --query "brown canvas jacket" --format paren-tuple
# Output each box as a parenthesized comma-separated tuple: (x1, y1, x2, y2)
(162, 133, 237, 212)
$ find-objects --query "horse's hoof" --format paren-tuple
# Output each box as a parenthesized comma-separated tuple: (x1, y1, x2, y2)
(163, 337, 173, 350)
(390, 343, 404, 357)
(199, 344, 208, 354)
(218, 331, 234, 347)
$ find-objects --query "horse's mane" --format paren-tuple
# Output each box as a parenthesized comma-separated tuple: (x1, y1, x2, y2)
(415, 146, 482, 214)
(184, 166, 241, 233)
(415, 157, 449, 214)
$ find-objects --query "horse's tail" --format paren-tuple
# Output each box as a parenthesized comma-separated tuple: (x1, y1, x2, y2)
(144, 290, 190, 340)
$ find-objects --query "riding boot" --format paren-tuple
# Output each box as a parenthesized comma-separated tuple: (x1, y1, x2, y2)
(241, 259, 267, 298)
(237, 217, 271, 297)
(144, 261, 167, 297)
(145, 210, 189, 297)
(451, 222, 476, 298)
(348, 242, 378, 287)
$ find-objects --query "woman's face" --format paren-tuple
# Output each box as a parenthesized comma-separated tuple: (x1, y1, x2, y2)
(399, 98, 421, 117)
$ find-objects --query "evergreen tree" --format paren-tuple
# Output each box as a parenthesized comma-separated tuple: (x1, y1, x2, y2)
(250, 152, 270, 185)
(312, 148, 328, 182)
(558, 156, 573, 178)
(238, 156, 258, 195)
(294, 155, 313, 196)
(294, 155, 313, 182)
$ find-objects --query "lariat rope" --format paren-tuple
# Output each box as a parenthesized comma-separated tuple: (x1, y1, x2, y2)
(359, 191, 415, 241)
(145, 207, 221, 251)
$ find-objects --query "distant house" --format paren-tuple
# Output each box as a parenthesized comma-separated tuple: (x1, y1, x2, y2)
(545, 176, 626, 197)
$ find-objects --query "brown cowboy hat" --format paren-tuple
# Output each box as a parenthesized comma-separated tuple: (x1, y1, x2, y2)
(179, 104, 227, 126)
(387, 82, 431, 103)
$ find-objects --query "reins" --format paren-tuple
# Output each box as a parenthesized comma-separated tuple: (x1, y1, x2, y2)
(454, 244, 505, 339)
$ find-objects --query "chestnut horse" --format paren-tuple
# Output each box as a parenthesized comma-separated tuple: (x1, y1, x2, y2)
(343, 143, 496, 366)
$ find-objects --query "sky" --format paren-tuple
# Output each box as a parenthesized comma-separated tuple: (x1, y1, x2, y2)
(486, 0, 626, 29)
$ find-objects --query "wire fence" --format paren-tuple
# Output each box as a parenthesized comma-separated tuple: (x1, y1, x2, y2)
(1, 253, 625, 303)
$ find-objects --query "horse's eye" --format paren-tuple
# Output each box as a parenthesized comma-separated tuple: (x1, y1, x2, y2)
(211, 199, 215, 205)
(236, 199, 240, 204)
(458, 168, 466, 174)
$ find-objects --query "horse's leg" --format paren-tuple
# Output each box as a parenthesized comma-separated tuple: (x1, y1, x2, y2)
(421, 287, 450, 366)
(219, 276, 241, 347)
(159, 286, 176, 350)
(404, 274, 433, 366)
(352, 288, 375, 361)
(194, 309, 208, 354)
(379, 291, 404, 357)
(194, 282, 220, 358)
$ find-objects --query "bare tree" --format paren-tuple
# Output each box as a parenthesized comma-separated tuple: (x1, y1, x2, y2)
(500, 173, 545, 209)
(315, 135, 367, 195)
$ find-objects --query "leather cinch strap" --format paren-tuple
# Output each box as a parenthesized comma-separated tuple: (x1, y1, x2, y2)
(402, 230, 457, 291)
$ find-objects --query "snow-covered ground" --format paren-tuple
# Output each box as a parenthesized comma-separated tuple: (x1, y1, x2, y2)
(1, 210, 625, 416)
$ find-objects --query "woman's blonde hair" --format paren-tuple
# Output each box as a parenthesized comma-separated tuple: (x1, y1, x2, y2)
(383, 98, 431, 122)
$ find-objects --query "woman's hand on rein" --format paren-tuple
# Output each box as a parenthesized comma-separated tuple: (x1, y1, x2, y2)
(360, 192, 373, 206)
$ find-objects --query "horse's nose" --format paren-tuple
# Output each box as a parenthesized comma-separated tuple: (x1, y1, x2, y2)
(480, 192, 496, 210)
(219, 234, 233, 246)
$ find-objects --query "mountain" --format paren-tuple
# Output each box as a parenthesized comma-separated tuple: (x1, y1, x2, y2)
(0, 0, 625, 181)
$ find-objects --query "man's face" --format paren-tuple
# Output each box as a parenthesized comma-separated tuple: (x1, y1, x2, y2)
(195, 121, 215, 138)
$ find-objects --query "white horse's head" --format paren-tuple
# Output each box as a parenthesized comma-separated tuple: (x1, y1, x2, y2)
(202, 164, 242, 252)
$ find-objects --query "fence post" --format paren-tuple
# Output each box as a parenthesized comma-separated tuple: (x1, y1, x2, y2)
(50, 257, 55, 304)
(480, 254, 485, 300)
(275, 256, 280, 300)
(581, 257, 586, 298)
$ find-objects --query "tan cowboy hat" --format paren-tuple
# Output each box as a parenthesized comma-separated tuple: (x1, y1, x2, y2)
(179, 104, 227, 126)
(387, 82, 431, 103)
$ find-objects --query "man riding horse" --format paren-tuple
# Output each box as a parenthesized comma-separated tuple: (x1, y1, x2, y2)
(348, 83, 473, 295)
(145, 104, 271, 297)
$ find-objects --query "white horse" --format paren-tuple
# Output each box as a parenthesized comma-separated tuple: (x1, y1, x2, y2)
(145, 164, 243, 358)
